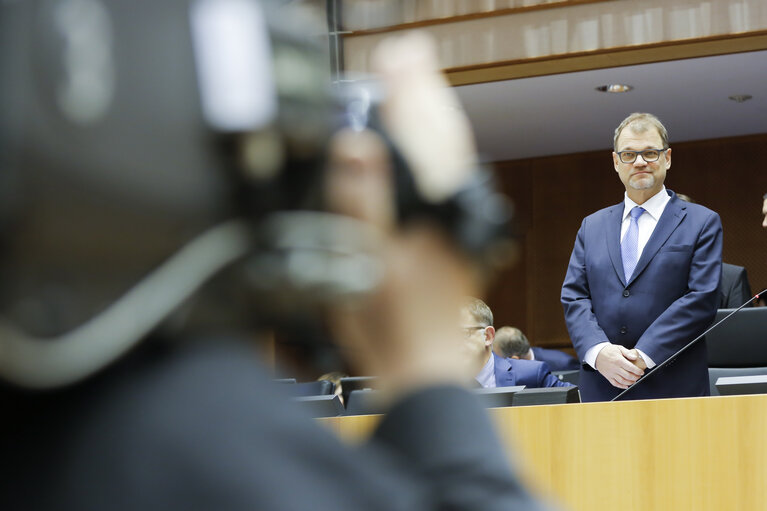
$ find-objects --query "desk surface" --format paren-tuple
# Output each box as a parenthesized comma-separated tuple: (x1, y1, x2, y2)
(321, 394, 767, 511)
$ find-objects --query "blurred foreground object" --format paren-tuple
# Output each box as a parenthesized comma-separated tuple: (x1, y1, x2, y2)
(0, 1, 547, 510)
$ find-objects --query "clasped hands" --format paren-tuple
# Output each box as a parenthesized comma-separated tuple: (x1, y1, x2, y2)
(595, 344, 647, 389)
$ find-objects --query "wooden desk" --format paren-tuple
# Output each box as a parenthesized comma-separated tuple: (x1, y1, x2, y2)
(321, 394, 767, 510)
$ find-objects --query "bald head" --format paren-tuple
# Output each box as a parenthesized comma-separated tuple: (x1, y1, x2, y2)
(493, 326, 532, 359)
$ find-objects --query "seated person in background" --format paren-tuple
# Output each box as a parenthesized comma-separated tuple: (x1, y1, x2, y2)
(317, 372, 347, 405)
(494, 327, 580, 372)
(719, 263, 753, 309)
(676, 194, 752, 309)
(461, 298, 572, 388)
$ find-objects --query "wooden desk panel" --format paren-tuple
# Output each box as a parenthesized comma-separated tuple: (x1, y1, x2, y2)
(321, 395, 767, 510)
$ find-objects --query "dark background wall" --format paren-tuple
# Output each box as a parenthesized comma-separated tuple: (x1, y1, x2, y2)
(487, 133, 767, 353)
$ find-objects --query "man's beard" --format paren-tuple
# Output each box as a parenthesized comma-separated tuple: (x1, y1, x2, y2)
(629, 174, 655, 190)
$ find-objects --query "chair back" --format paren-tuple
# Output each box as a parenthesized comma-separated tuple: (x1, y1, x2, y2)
(706, 307, 767, 367)
(339, 376, 377, 407)
(345, 389, 383, 416)
(291, 380, 335, 397)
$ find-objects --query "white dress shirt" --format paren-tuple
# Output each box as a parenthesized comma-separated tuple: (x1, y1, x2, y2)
(475, 352, 496, 388)
(584, 187, 671, 370)
(619, 186, 671, 262)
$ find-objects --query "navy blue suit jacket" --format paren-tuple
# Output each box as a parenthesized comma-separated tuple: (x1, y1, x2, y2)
(493, 354, 572, 388)
(531, 347, 580, 372)
(561, 190, 722, 401)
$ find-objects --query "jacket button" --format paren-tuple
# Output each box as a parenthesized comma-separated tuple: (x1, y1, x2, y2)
(620, 326, 628, 334)
(623, 289, 630, 297)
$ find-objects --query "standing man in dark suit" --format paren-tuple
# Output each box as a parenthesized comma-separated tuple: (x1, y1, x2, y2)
(494, 326, 580, 371)
(462, 299, 571, 388)
(561, 112, 722, 402)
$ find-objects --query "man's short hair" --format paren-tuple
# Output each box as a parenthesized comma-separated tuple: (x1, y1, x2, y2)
(462, 297, 493, 327)
(613, 112, 669, 151)
(494, 326, 530, 358)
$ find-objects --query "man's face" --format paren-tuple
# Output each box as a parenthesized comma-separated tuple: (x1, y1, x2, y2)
(460, 309, 491, 363)
(613, 125, 670, 197)
(762, 197, 767, 229)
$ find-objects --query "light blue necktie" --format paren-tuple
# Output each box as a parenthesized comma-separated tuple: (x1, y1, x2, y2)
(621, 206, 645, 282)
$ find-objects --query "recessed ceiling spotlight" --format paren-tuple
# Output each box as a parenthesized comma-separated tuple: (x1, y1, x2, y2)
(596, 84, 633, 93)
(728, 94, 753, 103)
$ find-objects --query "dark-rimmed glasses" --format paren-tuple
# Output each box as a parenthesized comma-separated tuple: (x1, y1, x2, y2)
(461, 325, 487, 337)
(616, 147, 668, 164)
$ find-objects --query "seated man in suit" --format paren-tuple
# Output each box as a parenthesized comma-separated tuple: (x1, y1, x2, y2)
(494, 326, 580, 372)
(461, 298, 572, 388)
(719, 263, 753, 309)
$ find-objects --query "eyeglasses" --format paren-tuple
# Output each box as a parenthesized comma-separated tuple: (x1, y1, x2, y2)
(616, 147, 668, 164)
(461, 325, 487, 337)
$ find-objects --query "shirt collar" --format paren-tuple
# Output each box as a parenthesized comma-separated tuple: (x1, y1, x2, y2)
(475, 352, 496, 388)
(623, 186, 669, 221)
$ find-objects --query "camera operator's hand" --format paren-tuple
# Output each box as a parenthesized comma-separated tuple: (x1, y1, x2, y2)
(372, 32, 478, 203)
(325, 34, 483, 401)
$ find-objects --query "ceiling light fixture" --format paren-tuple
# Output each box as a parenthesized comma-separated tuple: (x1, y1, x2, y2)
(728, 94, 752, 103)
(596, 84, 633, 93)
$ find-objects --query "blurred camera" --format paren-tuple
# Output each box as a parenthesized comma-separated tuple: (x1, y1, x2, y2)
(0, 0, 512, 387)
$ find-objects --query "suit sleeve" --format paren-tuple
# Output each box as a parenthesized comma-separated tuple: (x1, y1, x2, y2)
(561, 218, 611, 364)
(534, 362, 573, 388)
(634, 211, 722, 363)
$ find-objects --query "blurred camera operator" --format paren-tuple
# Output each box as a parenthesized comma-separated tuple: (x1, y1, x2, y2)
(0, 1, 550, 510)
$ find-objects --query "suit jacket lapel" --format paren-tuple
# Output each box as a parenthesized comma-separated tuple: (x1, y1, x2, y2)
(605, 203, 627, 285)
(627, 194, 686, 285)
(493, 354, 515, 387)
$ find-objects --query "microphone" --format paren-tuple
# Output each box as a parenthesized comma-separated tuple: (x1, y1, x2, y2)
(611, 289, 767, 401)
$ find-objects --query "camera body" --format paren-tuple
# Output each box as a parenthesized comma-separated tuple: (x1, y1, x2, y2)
(0, 0, 336, 335)
(0, 0, 512, 387)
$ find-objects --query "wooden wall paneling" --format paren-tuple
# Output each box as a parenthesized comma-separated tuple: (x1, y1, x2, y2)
(488, 158, 533, 334)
